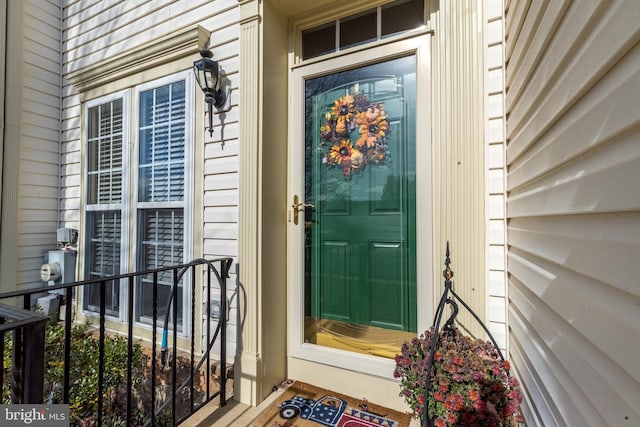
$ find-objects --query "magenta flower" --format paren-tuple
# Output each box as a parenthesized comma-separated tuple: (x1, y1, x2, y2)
(394, 327, 524, 426)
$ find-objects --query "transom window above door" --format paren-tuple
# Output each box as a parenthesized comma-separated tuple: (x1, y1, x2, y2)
(302, 0, 425, 60)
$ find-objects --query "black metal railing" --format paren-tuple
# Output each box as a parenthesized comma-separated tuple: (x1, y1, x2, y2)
(0, 257, 234, 426)
(0, 304, 50, 404)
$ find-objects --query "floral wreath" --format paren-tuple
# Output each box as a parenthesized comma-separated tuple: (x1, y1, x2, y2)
(319, 92, 390, 177)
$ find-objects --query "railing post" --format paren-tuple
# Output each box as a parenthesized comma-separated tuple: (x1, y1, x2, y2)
(0, 304, 49, 404)
(22, 321, 46, 403)
(10, 328, 23, 403)
(0, 317, 4, 394)
(219, 257, 232, 407)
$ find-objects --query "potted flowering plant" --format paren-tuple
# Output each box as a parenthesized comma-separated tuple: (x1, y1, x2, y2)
(394, 326, 524, 426)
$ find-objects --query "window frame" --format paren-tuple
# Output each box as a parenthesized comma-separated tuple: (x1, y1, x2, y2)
(297, 0, 428, 62)
(81, 70, 194, 337)
(83, 90, 131, 322)
(132, 70, 195, 335)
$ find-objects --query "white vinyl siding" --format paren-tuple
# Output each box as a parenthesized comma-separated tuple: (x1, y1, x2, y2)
(62, 0, 239, 75)
(483, 0, 507, 352)
(200, 12, 241, 364)
(429, 0, 486, 338)
(505, 1, 640, 425)
(1, 0, 62, 291)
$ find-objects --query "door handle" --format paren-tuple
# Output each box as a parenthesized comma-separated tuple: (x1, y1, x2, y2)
(291, 194, 314, 225)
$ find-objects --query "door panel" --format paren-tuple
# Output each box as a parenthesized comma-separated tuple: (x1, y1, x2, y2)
(304, 55, 417, 337)
(319, 240, 351, 321)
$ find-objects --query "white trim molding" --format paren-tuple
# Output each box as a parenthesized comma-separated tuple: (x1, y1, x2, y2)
(68, 26, 209, 92)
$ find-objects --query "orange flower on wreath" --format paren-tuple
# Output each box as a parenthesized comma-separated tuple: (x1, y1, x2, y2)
(327, 139, 363, 176)
(355, 106, 389, 148)
(328, 139, 353, 165)
(330, 95, 355, 134)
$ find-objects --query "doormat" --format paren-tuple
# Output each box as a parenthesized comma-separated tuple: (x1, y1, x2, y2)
(251, 381, 412, 427)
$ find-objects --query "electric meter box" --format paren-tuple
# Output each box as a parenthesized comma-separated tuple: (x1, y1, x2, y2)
(57, 227, 78, 245)
(41, 250, 76, 294)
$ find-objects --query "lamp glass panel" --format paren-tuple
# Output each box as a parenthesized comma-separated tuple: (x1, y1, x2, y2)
(203, 60, 219, 91)
(194, 62, 206, 89)
(193, 60, 215, 91)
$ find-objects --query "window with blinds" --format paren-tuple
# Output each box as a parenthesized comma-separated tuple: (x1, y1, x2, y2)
(84, 97, 126, 316)
(138, 81, 186, 203)
(81, 71, 192, 328)
(84, 211, 122, 314)
(87, 100, 124, 204)
(136, 79, 187, 326)
(137, 209, 184, 324)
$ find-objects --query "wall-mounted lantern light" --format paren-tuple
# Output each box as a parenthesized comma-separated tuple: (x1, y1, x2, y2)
(193, 48, 227, 137)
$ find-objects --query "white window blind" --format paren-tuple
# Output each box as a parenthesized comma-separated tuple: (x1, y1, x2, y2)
(138, 209, 184, 322)
(84, 211, 122, 314)
(87, 100, 124, 204)
(138, 81, 186, 203)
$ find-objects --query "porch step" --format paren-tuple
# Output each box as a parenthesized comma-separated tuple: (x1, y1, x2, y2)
(181, 385, 286, 426)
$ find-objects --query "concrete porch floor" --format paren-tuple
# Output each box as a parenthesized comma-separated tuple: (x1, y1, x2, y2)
(180, 386, 282, 427)
(182, 385, 421, 427)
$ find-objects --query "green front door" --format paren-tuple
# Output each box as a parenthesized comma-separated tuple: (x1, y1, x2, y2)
(304, 55, 417, 334)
